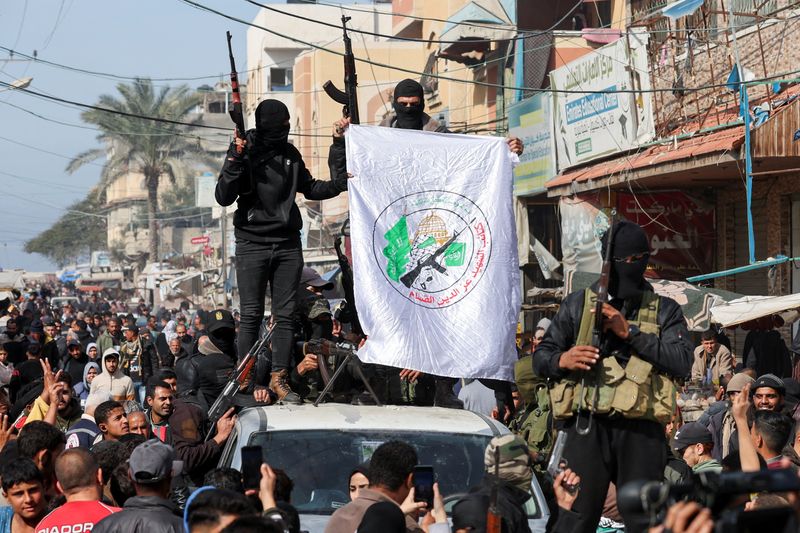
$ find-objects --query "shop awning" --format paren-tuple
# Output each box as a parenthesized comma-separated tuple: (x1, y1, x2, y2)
(569, 270, 742, 331)
(439, 0, 515, 64)
(546, 124, 745, 195)
(710, 293, 800, 328)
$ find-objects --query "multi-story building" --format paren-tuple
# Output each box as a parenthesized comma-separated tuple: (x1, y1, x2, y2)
(103, 82, 238, 261)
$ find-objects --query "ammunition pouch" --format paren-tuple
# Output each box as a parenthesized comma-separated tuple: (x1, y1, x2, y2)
(547, 289, 677, 424)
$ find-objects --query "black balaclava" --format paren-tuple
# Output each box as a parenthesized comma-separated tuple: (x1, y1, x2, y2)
(208, 326, 236, 356)
(600, 220, 650, 300)
(392, 79, 425, 130)
(255, 99, 290, 145)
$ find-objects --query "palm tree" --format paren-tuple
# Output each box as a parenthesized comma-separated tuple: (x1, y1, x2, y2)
(67, 78, 218, 262)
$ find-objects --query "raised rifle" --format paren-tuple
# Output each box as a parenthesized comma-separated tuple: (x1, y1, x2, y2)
(486, 445, 501, 533)
(205, 329, 272, 441)
(334, 228, 362, 336)
(575, 210, 616, 436)
(226, 31, 246, 145)
(323, 16, 360, 125)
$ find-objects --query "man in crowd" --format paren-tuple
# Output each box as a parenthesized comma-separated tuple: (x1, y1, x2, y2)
(2, 318, 30, 365)
(733, 382, 795, 469)
(175, 323, 194, 356)
(36, 449, 121, 531)
(144, 378, 236, 485)
(63, 337, 89, 386)
(326, 440, 424, 533)
(0, 459, 48, 533)
(92, 348, 136, 402)
(751, 373, 787, 412)
(673, 422, 723, 474)
(71, 319, 95, 352)
(24, 372, 81, 432)
(96, 317, 121, 357)
(707, 372, 755, 461)
(127, 410, 151, 439)
(41, 316, 65, 369)
(92, 440, 185, 533)
(95, 400, 130, 442)
(192, 310, 238, 408)
(65, 391, 111, 449)
(185, 489, 255, 533)
(17, 420, 66, 499)
(533, 220, 693, 532)
(192, 311, 207, 340)
(119, 322, 158, 401)
(691, 328, 733, 384)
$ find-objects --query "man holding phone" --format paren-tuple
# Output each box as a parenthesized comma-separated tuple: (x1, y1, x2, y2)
(326, 440, 439, 533)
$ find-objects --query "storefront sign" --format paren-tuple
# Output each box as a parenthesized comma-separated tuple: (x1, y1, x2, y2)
(616, 191, 715, 280)
(550, 29, 656, 170)
(508, 93, 555, 196)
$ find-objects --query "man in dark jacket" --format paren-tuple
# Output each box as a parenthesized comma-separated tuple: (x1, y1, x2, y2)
(144, 379, 236, 486)
(533, 220, 693, 533)
(62, 339, 89, 387)
(92, 439, 184, 533)
(216, 99, 348, 404)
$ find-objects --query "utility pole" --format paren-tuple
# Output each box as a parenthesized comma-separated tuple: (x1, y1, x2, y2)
(220, 206, 228, 307)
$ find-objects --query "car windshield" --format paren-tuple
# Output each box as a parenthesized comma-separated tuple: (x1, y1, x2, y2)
(246, 429, 520, 516)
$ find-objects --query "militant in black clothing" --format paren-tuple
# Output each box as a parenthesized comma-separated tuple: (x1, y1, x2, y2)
(532, 221, 693, 533)
(216, 99, 347, 404)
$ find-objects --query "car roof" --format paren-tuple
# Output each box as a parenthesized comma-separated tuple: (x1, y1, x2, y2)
(237, 404, 508, 436)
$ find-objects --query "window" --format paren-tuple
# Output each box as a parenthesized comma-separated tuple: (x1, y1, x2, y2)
(269, 68, 293, 92)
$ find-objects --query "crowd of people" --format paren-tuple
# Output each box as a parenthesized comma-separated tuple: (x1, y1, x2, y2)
(5, 78, 800, 533)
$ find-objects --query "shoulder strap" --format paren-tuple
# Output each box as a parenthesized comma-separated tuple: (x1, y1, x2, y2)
(636, 291, 661, 334)
(575, 289, 595, 346)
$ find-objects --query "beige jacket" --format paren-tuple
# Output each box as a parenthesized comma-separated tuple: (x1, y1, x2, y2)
(691, 344, 734, 383)
(324, 488, 423, 533)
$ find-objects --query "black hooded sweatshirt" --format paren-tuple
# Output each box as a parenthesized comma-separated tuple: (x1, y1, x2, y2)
(216, 96, 348, 244)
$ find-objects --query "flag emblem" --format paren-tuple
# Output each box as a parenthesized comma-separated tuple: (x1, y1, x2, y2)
(372, 191, 491, 309)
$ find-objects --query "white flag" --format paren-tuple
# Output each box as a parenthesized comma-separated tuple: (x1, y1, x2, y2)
(346, 125, 520, 381)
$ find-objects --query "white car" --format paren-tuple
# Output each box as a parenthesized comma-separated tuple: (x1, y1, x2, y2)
(218, 403, 549, 532)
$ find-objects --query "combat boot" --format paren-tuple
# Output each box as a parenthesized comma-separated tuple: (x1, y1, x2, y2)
(434, 376, 464, 409)
(270, 369, 302, 405)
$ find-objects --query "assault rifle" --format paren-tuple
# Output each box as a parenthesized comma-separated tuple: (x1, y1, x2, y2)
(575, 211, 616, 435)
(205, 329, 272, 441)
(334, 230, 362, 336)
(225, 31, 246, 145)
(302, 338, 381, 407)
(323, 16, 360, 124)
(400, 223, 470, 288)
(486, 446, 501, 533)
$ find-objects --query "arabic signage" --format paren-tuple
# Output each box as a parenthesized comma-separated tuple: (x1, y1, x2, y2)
(508, 93, 555, 196)
(616, 191, 715, 280)
(550, 29, 656, 170)
(190, 236, 210, 245)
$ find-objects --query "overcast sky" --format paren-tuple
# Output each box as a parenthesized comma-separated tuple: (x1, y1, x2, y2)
(0, 0, 317, 271)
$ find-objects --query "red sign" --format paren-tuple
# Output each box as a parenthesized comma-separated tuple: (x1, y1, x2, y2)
(191, 236, 210, 245)
(616, 191, 715, 280)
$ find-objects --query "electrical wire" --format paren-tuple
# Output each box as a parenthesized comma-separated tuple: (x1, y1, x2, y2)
(240, 0, 584, 45)
(176, 0, 800, 96)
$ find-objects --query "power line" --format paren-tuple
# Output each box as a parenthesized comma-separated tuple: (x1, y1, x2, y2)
(0, 80, 336, 138)
(176, 0, 800, 96)
(240, 0, 583, 45)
